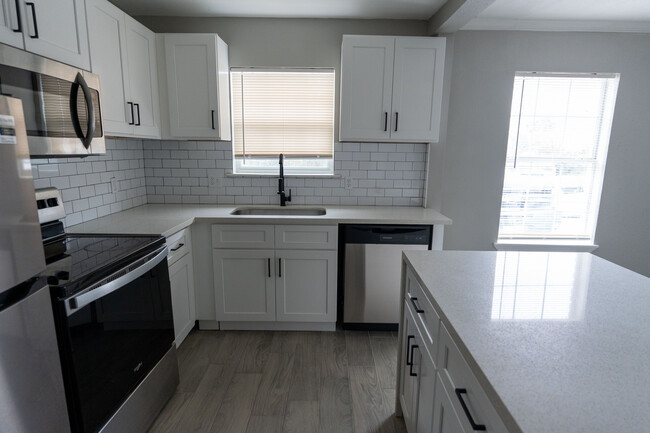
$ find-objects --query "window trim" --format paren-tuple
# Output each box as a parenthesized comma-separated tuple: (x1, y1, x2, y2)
(496, 71, 620, 249)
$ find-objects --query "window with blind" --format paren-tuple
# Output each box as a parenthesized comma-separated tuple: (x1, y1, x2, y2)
(230, 68, 335, 174)
(497, 72, 619, 244)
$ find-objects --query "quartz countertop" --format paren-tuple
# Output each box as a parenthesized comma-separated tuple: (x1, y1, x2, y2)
(68, 204, 451, 237)
(402, 250, 650, 433)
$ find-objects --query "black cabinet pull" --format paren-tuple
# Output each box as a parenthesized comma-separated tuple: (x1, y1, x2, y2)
(409, 344, 418, 376)
(278, 258, 282, 278)
(170, 243, 184, 252)
(211, 110, 215, 129)
(128, 102, 134, 125)
(12, 0, 22, 32)
(134, 103, 141, 126)
(410, 296, 424, 314)
(394, 112, 399, 131)
(455, 388, 487, 431)
(267, 258, 271, 278)
(26, 2, 38, 38)
(406, 335, 415, 365)
(383, 112, 388, 131)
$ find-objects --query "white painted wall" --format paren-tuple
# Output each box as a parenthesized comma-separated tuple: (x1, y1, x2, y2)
(433, 30, 650, 276)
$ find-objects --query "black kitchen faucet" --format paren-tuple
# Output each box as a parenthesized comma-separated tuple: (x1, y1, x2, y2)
(278, 153, 292, 206)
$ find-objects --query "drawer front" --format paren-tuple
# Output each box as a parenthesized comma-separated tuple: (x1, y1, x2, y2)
(438, 322, 508, 433)
(405, 266, 440, 366)
(275, 225, 337, 250)
(212, 224, 275, 249)
(167, 227, 192, 266)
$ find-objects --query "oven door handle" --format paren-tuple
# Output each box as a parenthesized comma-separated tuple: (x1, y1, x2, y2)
(65, 246, 168, 316)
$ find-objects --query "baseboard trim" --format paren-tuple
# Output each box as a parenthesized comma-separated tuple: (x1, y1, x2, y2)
(218, 321, 336, 331)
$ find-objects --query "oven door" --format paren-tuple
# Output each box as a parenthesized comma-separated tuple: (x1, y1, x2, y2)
(0, 44, 105, 157)
(58, 246, 173, 433)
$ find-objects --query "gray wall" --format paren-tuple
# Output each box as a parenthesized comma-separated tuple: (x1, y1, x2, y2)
(434, 30, 650, 276)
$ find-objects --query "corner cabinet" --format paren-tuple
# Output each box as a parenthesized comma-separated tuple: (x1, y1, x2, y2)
(86, 0, 160, 138)
(212, 224, 337, 329)
(0, 0, 90, 69)
(163, 33, 231, 140)
(167, 227, 196, 347)
(339, 35, 445, 143)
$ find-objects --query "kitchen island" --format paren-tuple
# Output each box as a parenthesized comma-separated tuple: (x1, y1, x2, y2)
(398, 250, 650, 433)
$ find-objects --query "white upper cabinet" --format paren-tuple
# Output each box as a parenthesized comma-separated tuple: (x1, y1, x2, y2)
(0, 0, 24, 48)
(86, 0, 160, 138)
(340, 35, 446, 143)
(17, 0, 90, 69)
(163, 33, 231, 140)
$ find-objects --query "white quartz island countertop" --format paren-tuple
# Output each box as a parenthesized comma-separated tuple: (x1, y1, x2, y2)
(402, 250, 650, 433)
(68, 204, 451, 237)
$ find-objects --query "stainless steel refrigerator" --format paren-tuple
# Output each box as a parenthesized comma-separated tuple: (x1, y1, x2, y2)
(0, 96, 71, 433)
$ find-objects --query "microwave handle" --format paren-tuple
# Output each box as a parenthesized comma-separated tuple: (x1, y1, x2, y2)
(65, 246, 168, 316)
(70, 72, 96, 150)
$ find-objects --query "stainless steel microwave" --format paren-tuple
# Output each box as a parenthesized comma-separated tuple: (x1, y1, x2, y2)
(0, 44, 104, 157)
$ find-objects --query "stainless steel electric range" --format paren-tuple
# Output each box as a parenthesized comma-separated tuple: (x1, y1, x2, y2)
(36, 188, 179, 433)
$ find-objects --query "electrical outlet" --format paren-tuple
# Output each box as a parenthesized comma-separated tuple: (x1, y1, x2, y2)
(208, 175, 221, 189)
(110, 177, 119, 193)
(344, 177, 353, 190)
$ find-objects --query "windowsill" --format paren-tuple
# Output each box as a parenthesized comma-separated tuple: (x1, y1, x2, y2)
(226, 173, 341, 178)
(494, 240, 599, 253)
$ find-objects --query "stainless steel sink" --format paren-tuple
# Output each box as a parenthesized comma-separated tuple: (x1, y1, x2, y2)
(230, 207, 327, 216)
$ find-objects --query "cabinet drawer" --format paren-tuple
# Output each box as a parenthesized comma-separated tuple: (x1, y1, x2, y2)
(438, 322, 508, 433)
(167, 227, 192, 266)
(212, 224, 274, 249)
(275, 225, 337, 250)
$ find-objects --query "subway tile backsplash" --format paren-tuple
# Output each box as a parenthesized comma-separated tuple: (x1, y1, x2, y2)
(31, 138, 428, 227)
(144, 141, 428, 207)
(31, 138, 147, 227)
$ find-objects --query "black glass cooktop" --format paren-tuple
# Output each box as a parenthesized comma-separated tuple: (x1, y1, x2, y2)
(42, 234, 164, 299)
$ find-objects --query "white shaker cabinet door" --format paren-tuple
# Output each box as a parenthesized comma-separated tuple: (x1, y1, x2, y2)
(399, 302, 420, 433)
(432, 374, 466, 433)
(125, 15, 160, 138)
(164, 33, 229, 139)
(169, 252, 196, 348)
(415, 343, 436, 433)
(391, 37, 446, 143)
(85, 0, 132, 135)
(275, 250, 337, 323)
(340, 35, 394, 142)
(213, 249, 276, 322)
(20, 0, 90, 69)
(0, 0, 24, 48)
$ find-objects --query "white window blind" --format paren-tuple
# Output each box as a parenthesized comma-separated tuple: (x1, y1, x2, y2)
(231, 68, 335, 158)
(498, 72, 619, 242)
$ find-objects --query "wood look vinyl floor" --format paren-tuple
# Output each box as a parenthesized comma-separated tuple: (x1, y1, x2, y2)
(148, 330, 406, 433)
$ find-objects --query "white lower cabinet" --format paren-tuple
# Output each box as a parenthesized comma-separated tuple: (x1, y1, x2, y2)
(399, 260, 509, 433)
(212, 224, 337, 327)
(167, 228, 195, 347)
(212, 249, 276, 321)
(276, 249, 337, 322)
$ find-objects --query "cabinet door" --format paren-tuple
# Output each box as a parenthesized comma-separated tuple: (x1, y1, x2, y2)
(169, 252, 196, 347)
(125, 15, 160, 138)
(164, 33, 220, 138)
(213, 249, 275, 321)
(275, 250, 337, 322)
(20, 0, 90, 69)
(415, 343, 436, 433)
(0, 0, 24, 48)
(391, 37, 445, 143)
(85, 0, 133, 135)
(399, 302, 419, 432)
(432, 374, 466, 433)
(340, 35, 394, 141)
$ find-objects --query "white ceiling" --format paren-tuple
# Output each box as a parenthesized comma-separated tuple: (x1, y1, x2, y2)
(109, 0, 447, 20)
(463, 0, 650, 32)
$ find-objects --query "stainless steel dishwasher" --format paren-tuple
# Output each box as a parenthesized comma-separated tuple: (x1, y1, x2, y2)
(340, 224, 432, 330)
